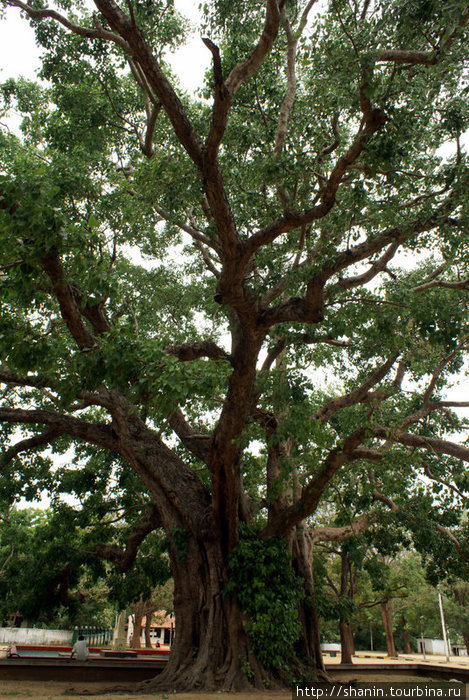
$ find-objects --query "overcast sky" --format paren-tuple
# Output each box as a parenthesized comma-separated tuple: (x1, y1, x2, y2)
(0, 1, 209, 90)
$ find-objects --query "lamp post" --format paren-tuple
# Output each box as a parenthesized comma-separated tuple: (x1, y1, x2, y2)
(420, 615, 426, 661)
(437, 586, 450, 663)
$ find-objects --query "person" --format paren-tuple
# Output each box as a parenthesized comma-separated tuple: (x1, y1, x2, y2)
(70, 635, 89, 661)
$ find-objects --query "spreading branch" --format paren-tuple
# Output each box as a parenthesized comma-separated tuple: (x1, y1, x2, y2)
(374, 4, 469, 65)
(4, 0, 131, 51)
(92, 0, 204, 165)
(309, 514, 372, 544)
(261, 428, 366, 538)
(316, 353, 399, 423)
(413, 277, 469, 293)
(0, 407, 118, 453)
(1, 428, 62, 468)
(94, 505, 162, 571)
(168, 408, 210, 464)
(164, 340, 231, 364)
(372, 425, 469, 462)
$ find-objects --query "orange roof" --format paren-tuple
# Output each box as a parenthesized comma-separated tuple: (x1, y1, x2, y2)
(141, 611, 175, 629)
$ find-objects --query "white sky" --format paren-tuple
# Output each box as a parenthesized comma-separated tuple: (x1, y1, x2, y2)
(0, 1, 209, 89)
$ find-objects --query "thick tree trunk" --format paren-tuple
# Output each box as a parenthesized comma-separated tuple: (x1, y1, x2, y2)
(142, 535, 276, 692)
(349, 624, 355, 655)
(118, 411, 282, 690)
(340, 621, 354, 664)
(381, 601, 397, 658)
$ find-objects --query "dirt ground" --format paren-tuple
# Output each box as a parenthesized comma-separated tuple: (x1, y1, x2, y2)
(1, 673, 465, 700)
(0, 681, 291, 699)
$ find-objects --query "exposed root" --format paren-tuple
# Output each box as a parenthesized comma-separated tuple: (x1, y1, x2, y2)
(317, 668, 336, 683)
(65, 684, 135, 695)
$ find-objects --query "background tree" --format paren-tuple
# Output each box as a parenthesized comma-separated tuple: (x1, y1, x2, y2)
(0, 505, 170, 629)
(1, 0, 469, 690)
(444, 580, 469, 653)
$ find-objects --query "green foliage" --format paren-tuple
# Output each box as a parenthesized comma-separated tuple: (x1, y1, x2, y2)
(1, 0, 469, 678)
(0, 506, 171, 625)
(225, 527, 303, 670)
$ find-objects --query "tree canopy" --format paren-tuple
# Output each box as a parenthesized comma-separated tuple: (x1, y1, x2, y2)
(0, 0, 469, 690)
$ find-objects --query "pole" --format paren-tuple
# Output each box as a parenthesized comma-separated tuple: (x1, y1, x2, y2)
(437, 587, 450, 662)
(370, 622, 373, 651)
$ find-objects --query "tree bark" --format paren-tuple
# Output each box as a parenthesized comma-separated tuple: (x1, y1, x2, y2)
(293, 528, 326, 673)
(339, 551, 354, 665)
(401, 616, 412, 654)
(381, 601, 397, 657)
(340, 622, 354, 664)
(403, 628, 412, 655)
(144, 613, 153, 649)
(130, 603, 144, 650)
(462, 630, 469, 656)
(144, 534, 274, 691)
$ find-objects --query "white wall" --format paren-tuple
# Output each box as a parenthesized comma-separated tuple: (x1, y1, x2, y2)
(418, 638, 447, 655)
(0, 628, 72, 645)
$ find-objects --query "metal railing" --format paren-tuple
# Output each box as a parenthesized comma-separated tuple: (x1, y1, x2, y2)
(72, 626, 113, 647)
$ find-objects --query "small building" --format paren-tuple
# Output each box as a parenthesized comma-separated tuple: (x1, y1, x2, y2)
(452, 645, 468, 657)
(418, 637, 446, 655)
(127, 611, 174, 647)
(417, 637, 467, 656)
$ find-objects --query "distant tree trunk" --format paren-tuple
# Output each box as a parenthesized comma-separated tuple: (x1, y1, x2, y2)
(340, 622, 354, 664)
(130, 598, 146, 650)
(461, 631, 469, 656)
(452, 586, 469, 655)
(339, 552, 354, 665)
(401, 616, 412, 654)
(144, 613, 153, 648)
(350, 624, 355, 654)
(381, 601, 397, 657)
(131, 611, 143, 650)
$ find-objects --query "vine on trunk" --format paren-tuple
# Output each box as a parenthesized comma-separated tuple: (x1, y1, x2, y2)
(224, 526, 303, 673)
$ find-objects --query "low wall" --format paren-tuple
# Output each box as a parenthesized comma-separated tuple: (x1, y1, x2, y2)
(0, 628, 72, 646)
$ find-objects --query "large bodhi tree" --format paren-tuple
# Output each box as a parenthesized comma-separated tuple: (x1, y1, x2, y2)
(1, 0, 469, 689)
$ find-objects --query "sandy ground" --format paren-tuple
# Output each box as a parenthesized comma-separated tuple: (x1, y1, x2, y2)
(1, 651, 468, 699)
(324, 651, 469, 668)
(0, 682, 292, 699)
(1, 674, 467, 700)
(0, 678, 422, 699)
